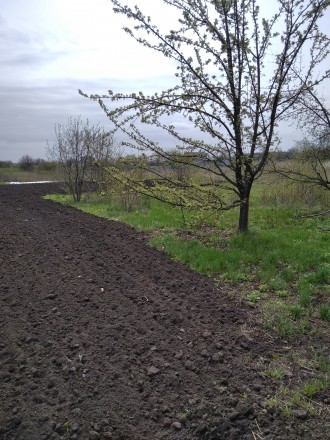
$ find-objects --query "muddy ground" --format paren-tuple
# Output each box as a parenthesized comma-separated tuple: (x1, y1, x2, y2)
(0, 183, 329, 440)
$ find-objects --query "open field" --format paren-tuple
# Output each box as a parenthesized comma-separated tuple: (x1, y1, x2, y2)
(0, 166, 58, 183)
(1, 182, 329, 439)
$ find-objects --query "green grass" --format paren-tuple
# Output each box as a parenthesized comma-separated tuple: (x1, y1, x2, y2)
(299, 291, 313, 308)
(0, 166, 57, 183)
(261, 366, 286, 380)
(289, 305, 304, 320)
(317, 355, 330, 374)
(46, 193, 192, 231)
(150, 222, 329, 287)
(263, 352, 330, 418)
(303, 378, 328, 397)
(246, 291, 261, 304)
(276, 376, 329, 412)
(319, 304, 330, 321)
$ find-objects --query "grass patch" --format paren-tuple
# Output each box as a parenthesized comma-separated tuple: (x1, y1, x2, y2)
(299, 291, 313, 309)
(319, 304, 330, 321)
(0, 166, 57, 183)
(275, 315, 295, 338)
(264, 375, 330, 416)
(265, 353, 330, 416)
(267, 375, 330, 416)
(289, 305, 304, 320)
(246, 291, 261, 304)
(261, 367, 286, 380)
(302, 378, 328, 397)
(45, 193, 189, 231)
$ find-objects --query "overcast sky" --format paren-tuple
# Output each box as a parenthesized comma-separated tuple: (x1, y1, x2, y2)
(0, 0, 329, 162)
(0, 0, 178, 161)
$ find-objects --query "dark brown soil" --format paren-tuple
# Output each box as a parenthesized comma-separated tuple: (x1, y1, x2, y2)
(0, 183, 329, 440)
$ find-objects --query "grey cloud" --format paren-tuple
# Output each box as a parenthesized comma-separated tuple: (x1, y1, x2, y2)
(0, 13, 61, 47)
(0, 79, 108, 161)
(0, 76, 186, 161)
(1, 49, 69, 68)
(0, 77, 171, 161)
(0, 14, 69, 72)
(0, 14, 34, 45)
(0, 76, 301, 162)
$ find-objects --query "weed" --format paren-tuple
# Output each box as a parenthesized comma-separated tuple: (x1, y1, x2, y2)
(317, 355, 330, 373)
(303, 378, 328, 397)
(63, 421, 70, 434)
(296, 319, 311, 334)
(267, 385, 320, 416)
(277, 290, 289, 298)
(268, 276, 288, 291)
(281, 267, 296, 282)
(299, 291, 312, 308)
(289, 392, 315, 412)
(267, 396, 292, 416)
(258, 283, 269, 292)
(275, 315, 294, 338)
(213, 381, 228, 393)
(297, 278, 314, 295)
(261, 367, 285, 380)
(305, 264, 330, 284)
(246, 291, 261, 303)
(319, 304, 330, 321)
(240, 392, 248, 402)
(289, 305, 304, 320)
(177, 408, 190, 421)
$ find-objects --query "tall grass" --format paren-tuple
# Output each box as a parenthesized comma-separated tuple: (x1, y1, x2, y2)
(259, 170, 329, 209)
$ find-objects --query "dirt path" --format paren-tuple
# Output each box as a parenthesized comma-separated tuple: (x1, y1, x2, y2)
(0, 184, 328, 440)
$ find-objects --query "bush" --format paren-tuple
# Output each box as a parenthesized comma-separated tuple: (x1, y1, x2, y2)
(18, 155, 35, 171)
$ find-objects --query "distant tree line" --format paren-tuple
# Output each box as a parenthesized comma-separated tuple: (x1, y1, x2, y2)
(0, 161, 13, 168)
(0, 157, 57, 171)
(18, 155, 57, 172)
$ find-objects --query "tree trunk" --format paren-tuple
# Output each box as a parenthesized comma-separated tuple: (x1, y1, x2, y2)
(238, 195, 250, 233)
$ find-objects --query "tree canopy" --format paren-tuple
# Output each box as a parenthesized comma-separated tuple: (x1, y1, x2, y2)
(80, 0, 330, 232)
(47, 117, 117, 202)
